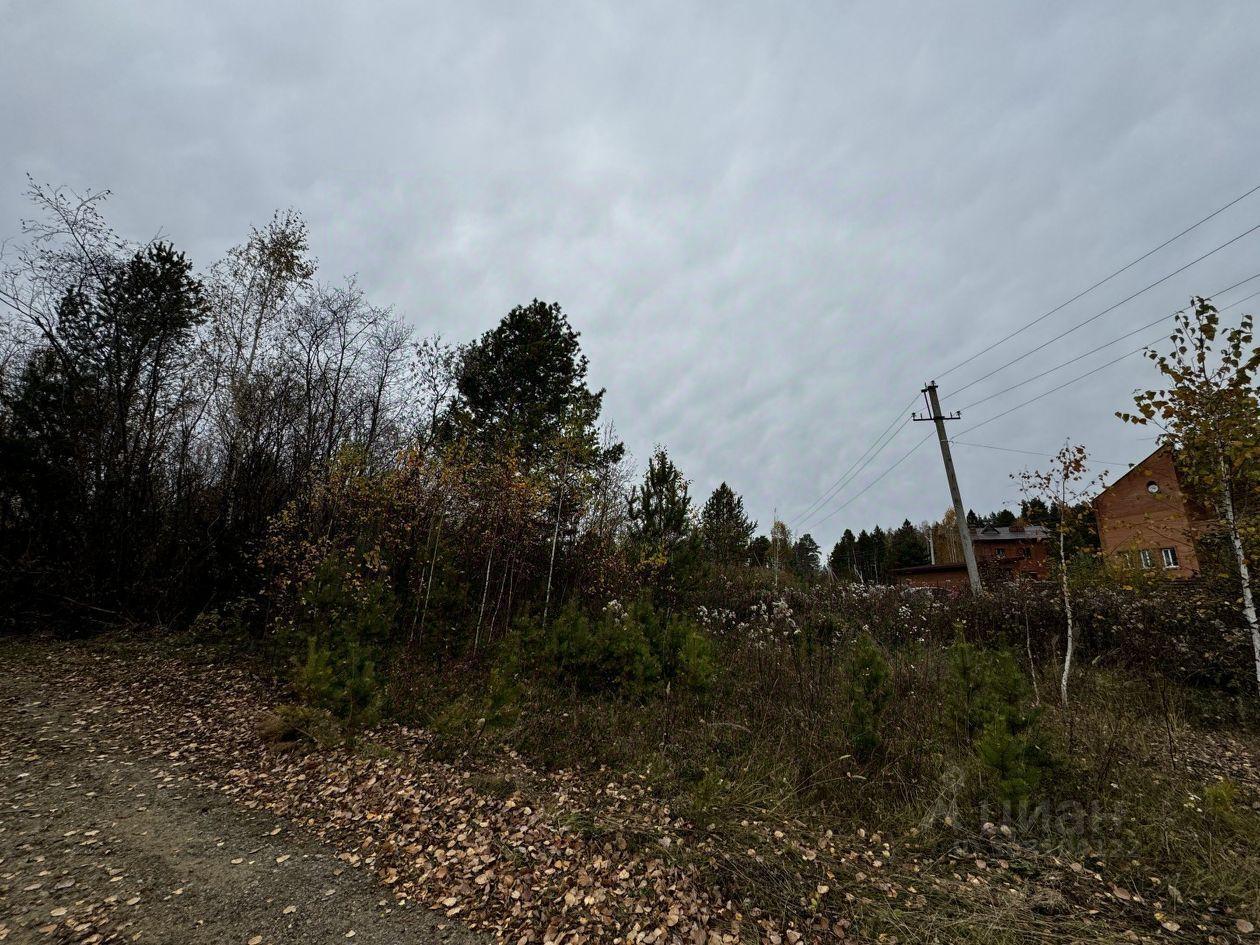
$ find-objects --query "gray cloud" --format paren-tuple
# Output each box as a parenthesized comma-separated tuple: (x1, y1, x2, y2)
(4, 1, 1257, 548)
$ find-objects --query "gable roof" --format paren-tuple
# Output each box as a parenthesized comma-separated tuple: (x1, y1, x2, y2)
(1095, 444, 1173, 500)
(969, 525, 1049, 541)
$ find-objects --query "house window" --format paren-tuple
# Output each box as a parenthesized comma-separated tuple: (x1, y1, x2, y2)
(1161, 547, 1179, 569)
(1021, 546, 1032, 558)
(1139, 549, 1154, 569)
(994, 548, 1006, 558)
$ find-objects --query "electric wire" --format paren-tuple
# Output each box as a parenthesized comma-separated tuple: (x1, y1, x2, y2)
(792, 397, 917, 528)
(946, 222, 1260, 399)
(954, 270, 1260, 413)
(951, 440, 1125, 468)
(795, 186, 1260, 531)
(811, 280, 1254, 534)
(936, 183, 1260, 380)
(1221, 288, 1260, 312)
(950, 277, 1260, 436)
(951, 342, 1155, 440)
(811, 431, 936, 528)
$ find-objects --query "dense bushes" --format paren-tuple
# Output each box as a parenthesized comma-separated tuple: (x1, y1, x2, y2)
(280, 554, 394, 742)
(516, 597, 715, 698)
(277, 570, 717, 739)
(689, 575, 1252, 692)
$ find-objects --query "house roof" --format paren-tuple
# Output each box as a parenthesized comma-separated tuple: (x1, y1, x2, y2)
(892, 563, 968, 575)
(968, 525, 1049, 541)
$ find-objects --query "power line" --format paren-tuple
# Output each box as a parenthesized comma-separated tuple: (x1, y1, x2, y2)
(946, 221, 1260, 399)
(952, 341, 1156, 440)
(1221, 288, 1260, 312)
(812, 431, 935, 528)
(825, 280, 1258, 534)
(951, 440, 1126, 468)
(937, 183, 1260, 380)
(951, 276, 1260, 430)
(805, 282, 1248, 532)
(955, 270, 1260, 412)
(792, 398, 917, 528)
(811, 344, 1148, 529)
(796, 186, 1260, 532)
(794, 416, 913, 531)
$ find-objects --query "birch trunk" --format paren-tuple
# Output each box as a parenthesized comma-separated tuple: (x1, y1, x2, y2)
(1217, 450, 1260, 694)
(543, 482, 564, 624)
(1058, 492, 1074, 707)
(474, 544, 494, 654)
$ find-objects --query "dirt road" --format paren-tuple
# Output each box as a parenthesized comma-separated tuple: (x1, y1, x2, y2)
(0, 658, 479, 945)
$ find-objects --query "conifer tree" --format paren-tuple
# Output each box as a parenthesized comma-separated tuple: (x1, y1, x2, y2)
(628, 447, 692, 551)
(792, 533, 821, 577)
(870, 525, 890, 583)
(888, 518, 931, 570)
(698, 482, 756, 565)
(828, 529, 859, 580)
(854, 529, 876, 583)
(450, 299, 621, 470)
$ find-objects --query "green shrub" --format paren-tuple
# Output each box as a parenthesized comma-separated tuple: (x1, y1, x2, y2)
(537, 604, 660, 694)
(294, 553, 394, 651)
(674, 625, 717, 695)
(428, 661, 523, 758)
(843, 633, 891, 759)
(945, 639, 989, 742)
(519, 597, 714, 698)
(974, 651, 1051, 805)
(947, 642, 1054, 806)
(1203, 778, 1239, 823)
(283, 554, 394, 743)
(293, 635, 383, 742)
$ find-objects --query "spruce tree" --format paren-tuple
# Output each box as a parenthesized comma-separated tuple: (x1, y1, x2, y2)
(888, 518, 931, 570)
(628, 447, 692, 551)
(699, 482, 756, 565)
(792, 533, 821, 576)
(870, 525, 890, 583)
(827, 529, 859, 580)
(854, 529, 876, 583)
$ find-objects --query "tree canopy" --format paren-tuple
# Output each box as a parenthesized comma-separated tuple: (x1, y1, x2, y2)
(699, 482, 756, 565)
(450, 299, 621, 470)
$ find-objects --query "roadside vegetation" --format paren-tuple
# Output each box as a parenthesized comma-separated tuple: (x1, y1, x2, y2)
(2, 184, 1257, 941)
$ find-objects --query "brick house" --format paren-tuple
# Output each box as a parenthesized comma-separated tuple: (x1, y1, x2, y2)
(1093, 444, 1206, 577)
(894, 523, 1050, 590)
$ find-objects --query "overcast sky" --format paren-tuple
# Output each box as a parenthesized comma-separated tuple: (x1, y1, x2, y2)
(4, 2, 1258, 548)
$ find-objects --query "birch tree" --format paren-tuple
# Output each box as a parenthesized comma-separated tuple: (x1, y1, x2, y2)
(1014, 442, 1104, 707)
(1119, 298, 1260, 694)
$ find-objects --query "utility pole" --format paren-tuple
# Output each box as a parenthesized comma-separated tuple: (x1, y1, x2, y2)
(914, 382, 982, 593)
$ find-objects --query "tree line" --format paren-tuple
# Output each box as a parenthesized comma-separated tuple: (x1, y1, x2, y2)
(0, 184, 845, 641)
(1, 183, 1254, 690)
